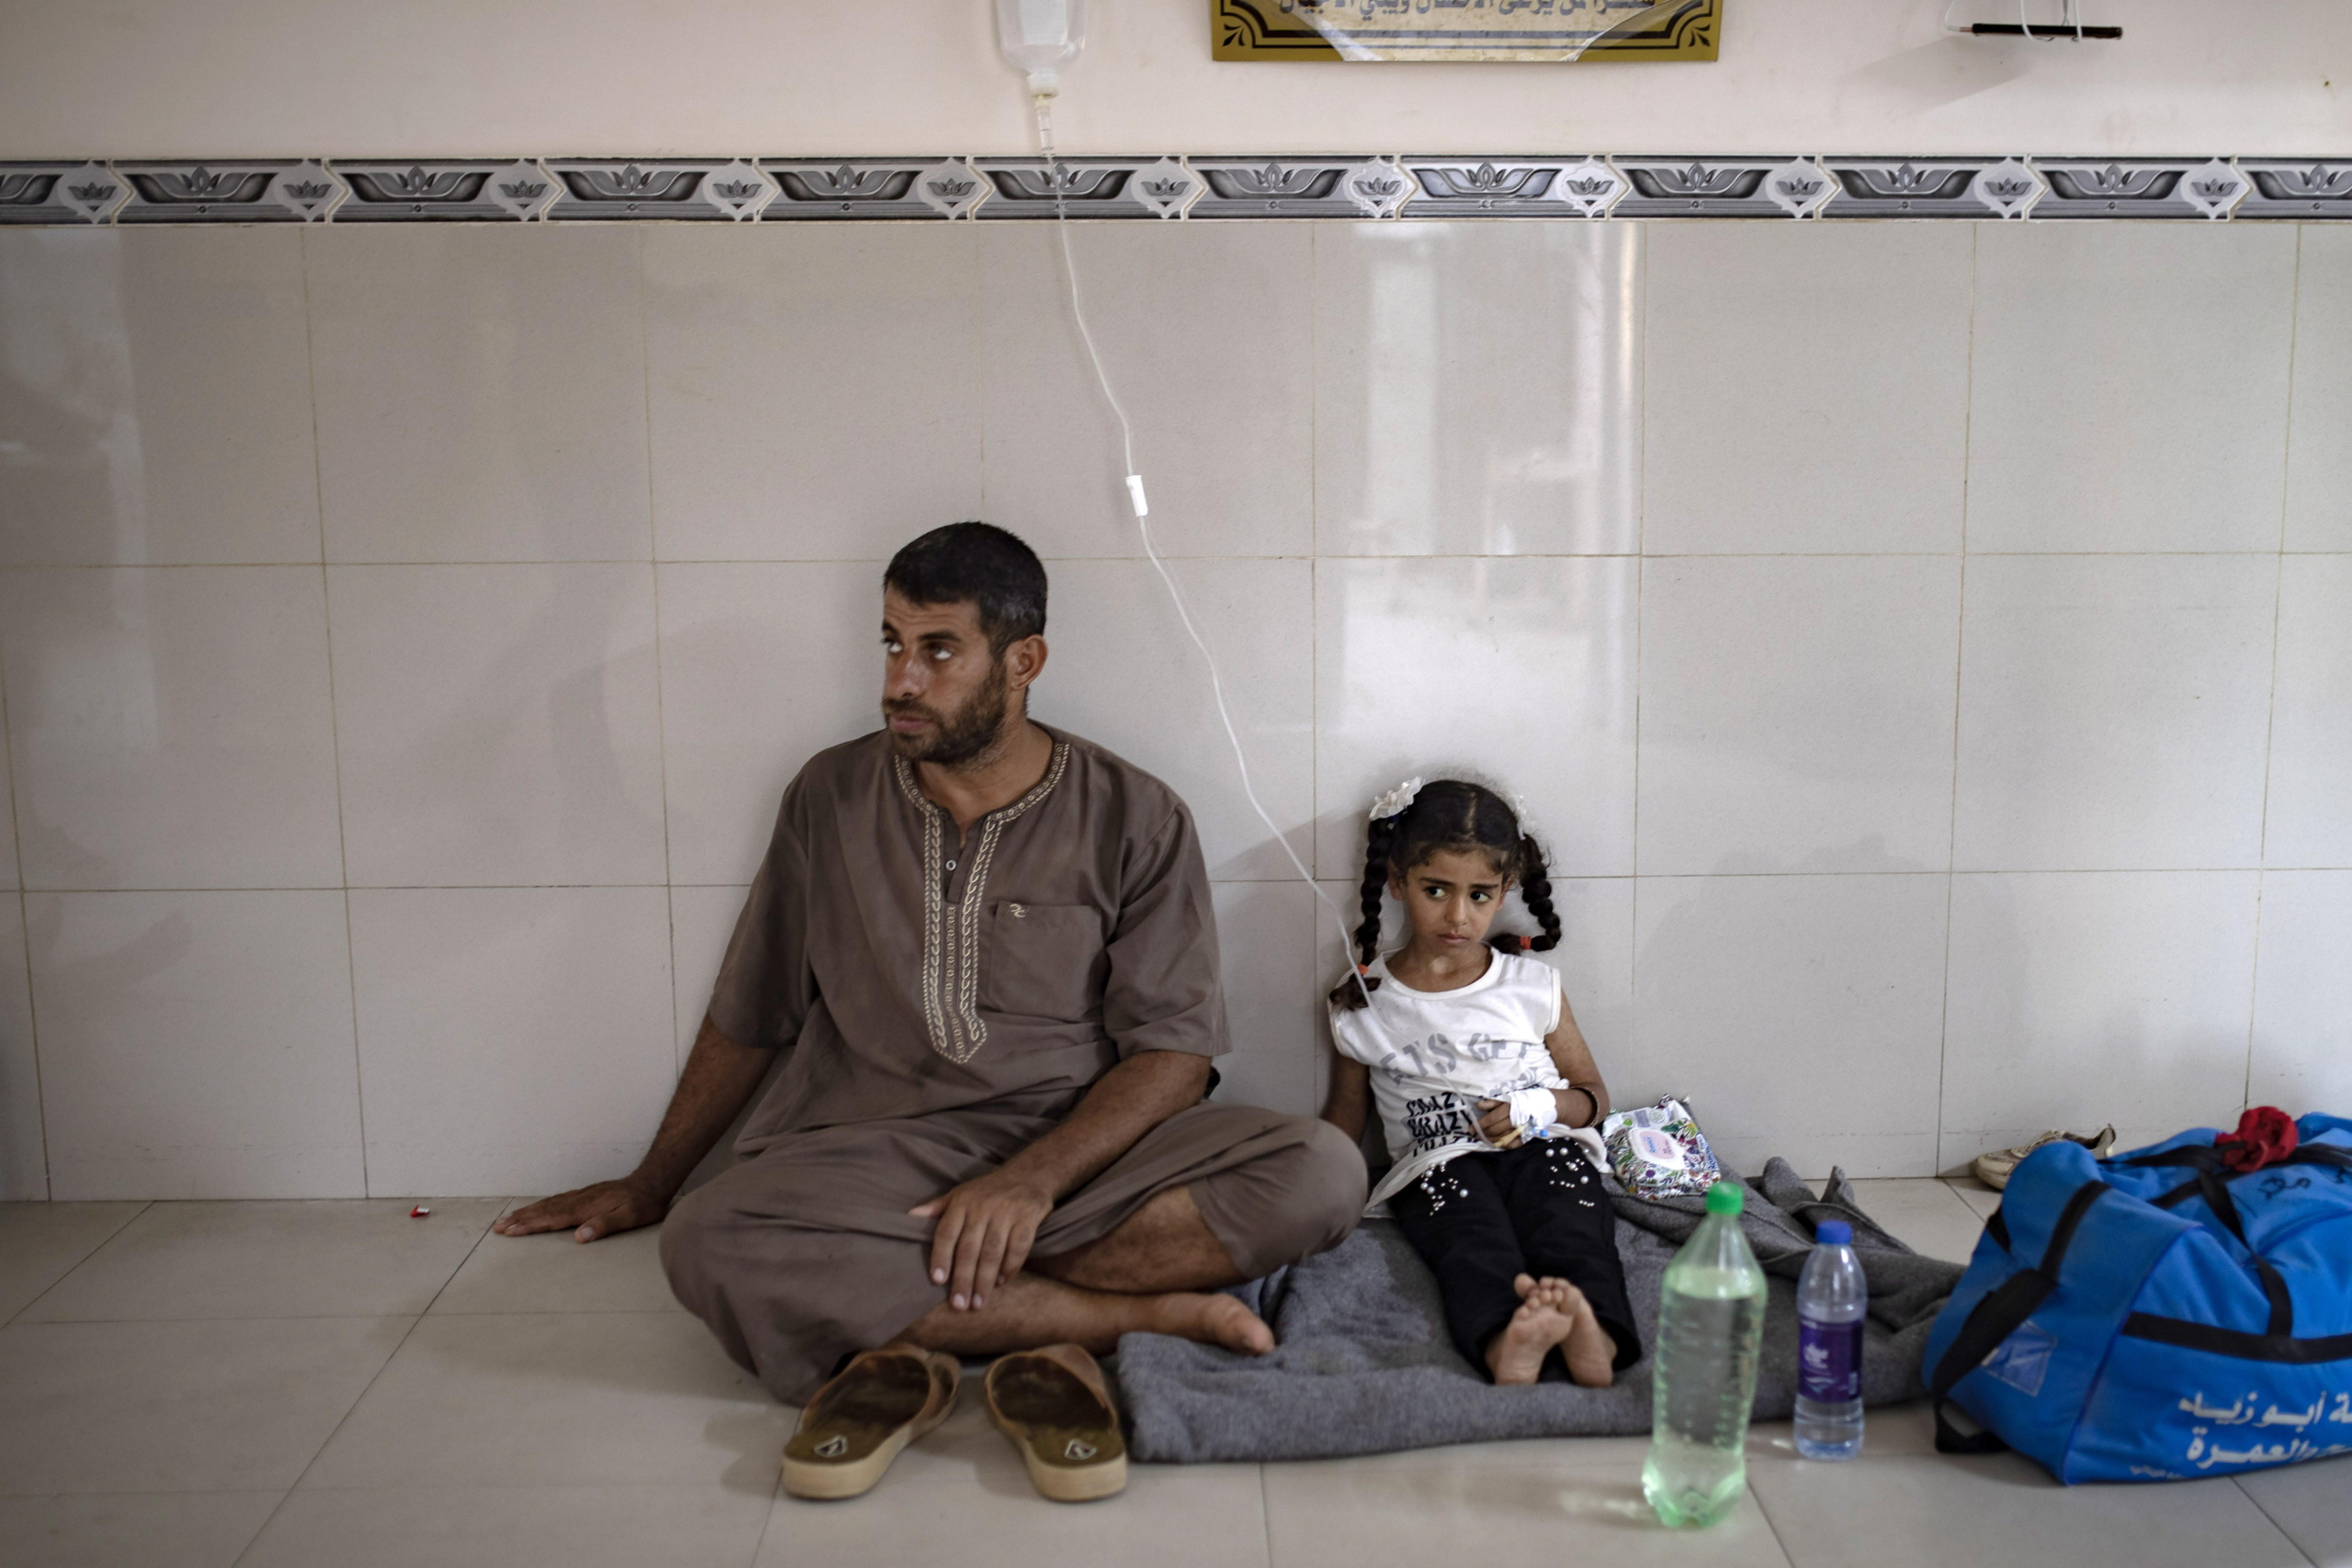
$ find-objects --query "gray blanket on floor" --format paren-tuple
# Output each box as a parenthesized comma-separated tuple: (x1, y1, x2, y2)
(1112, 1160, 1969, 1463)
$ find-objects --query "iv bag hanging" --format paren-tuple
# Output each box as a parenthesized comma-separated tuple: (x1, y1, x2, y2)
(996, 0, 1087, 95)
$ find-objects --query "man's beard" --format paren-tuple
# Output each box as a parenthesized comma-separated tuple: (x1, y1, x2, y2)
(883, 659, 1012, 767)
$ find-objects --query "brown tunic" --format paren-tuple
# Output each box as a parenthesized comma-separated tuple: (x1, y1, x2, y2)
(662, 726, 1365, 1402)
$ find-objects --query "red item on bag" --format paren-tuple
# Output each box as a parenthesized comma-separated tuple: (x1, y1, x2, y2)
(2213, 1106, 2298, 1173)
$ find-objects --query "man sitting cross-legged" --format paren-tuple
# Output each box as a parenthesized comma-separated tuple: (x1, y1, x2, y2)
(495, 522, 1365, 1446)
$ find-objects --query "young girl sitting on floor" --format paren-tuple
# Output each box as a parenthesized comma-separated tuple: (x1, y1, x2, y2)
(1319, 778, 1639, 1388)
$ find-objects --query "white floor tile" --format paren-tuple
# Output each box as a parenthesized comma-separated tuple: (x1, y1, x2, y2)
(1942, 1178, 2003, 1219)
(1645, 222, 1971, 555)
(0, 228, 321, 567)
(349, 887, 676, 1198)
(1747, 1398, 1943, 1467)
(1316, 220, 1639, 557)
(759, 1388, 1270, 1568)
(19, 1198, 503, 1322)
(0, 1316, 409, 1494)
(1842, 1180, 1987, 1267)
(0, 1490, 283, 1568)
(1263, 1441, 1789, 1567)
(432, 1212, 681, 1315)
(0, 1202, 147, 1323)
(27, 890, 365, 1200)
(242, 1483, 775, 1568)
(2234, 1452, 2352, 1566)
(308, 225, 652, 564)
(299, 1312, 786, 1492)
(1940, 870, 2260, 1169)
(1967, 223, 2297, 554)
(1747, 1450, 2309, 1568)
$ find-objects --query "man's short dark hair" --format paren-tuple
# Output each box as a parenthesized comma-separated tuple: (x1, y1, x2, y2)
(884, 523, 1048, 653)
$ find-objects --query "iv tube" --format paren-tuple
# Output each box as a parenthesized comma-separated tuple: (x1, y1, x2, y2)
(1007, 44, 1378, 1011)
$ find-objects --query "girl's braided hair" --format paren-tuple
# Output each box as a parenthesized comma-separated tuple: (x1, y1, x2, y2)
(1327, 779, 1559, 1011)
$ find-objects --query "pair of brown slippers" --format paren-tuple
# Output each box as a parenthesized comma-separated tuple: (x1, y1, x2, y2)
(780, 1341, 1127, 1504)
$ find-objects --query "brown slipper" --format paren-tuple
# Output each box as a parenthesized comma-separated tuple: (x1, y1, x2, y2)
(983, 1342, 1127, 1502)
(781, 1343, 960, 1500)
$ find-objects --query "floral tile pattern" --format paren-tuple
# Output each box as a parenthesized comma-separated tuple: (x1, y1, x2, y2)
(2, 154, 2347, 225)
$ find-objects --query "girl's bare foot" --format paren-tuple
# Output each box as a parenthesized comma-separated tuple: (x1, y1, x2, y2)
(1486, 1279, 1575, 1385)
(1149, 1290, 1275, 1356)
(1552, 1280, 1618, 1388)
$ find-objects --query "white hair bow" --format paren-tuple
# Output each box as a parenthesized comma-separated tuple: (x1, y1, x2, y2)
(1370, 776, 1424, 822)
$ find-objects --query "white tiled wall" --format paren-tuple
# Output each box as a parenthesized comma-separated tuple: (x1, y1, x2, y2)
(0, 219, 2344, 1199)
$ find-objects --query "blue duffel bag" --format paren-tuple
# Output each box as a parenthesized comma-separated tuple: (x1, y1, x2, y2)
(1924, 1112, 2352, 1483)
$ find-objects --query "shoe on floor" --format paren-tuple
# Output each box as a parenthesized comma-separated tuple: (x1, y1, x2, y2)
(1973, 1125, 2117, 1191)
(782, 1342, 960, 1500)
(985, 1342, 1127, 1502)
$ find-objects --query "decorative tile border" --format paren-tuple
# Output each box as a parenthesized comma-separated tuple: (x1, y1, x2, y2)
(3, 154, 2347, 225)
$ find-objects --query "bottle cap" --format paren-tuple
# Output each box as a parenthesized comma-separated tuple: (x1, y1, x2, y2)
(1704, 1181, 1744, 1216)
(1816, 1219, 1852, 1245)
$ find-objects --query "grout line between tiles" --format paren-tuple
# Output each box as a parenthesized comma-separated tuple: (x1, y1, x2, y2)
(0, 618, 52, 1201)
(1628, 223, 1649, 1016)
(1257, 1457, 1275, 1568)
(2241, 226, 2304, 1113)
(15, 548, 2352, 570)
(227, 1206, 504, 1566)
(3, 1201, 153, 1328)
(1935, 220, 1980, 1177)
(14, 865, 2336, 898)
(299, 225, 372, 1200)
(637, 233, 688, 1079)
(2231, 1473, 2325, 1568)
(1735, 1464, 1800, 1568)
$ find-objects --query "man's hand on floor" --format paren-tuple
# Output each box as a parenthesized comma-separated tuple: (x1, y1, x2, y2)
(911, 1170, 1056, 1311)
(494, 1178, 667, 1242)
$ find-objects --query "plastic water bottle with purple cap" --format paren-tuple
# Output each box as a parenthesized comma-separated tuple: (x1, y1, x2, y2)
(1793, 1218, 1867, 1460)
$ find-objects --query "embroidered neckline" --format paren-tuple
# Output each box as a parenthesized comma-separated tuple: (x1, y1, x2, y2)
(891, 739, 1072, 1065)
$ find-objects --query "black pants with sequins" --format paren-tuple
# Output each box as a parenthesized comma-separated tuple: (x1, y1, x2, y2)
(1388, 1141, 1642, 1380)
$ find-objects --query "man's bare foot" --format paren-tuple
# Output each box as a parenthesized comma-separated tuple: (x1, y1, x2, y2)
(1486, 1277, 1575, 1385)
(1148, 1290, 1274, 1356)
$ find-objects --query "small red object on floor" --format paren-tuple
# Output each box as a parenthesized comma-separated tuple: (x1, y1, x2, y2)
(409, 1205, 430, 1218)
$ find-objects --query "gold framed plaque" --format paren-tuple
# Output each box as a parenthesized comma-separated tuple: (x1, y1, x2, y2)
(1212, 0, 1720, 62)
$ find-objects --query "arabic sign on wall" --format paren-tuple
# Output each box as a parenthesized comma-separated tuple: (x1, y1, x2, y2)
(1213, 0, 1719, 62)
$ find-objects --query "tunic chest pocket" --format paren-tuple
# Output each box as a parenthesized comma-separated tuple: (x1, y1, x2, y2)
(981, 902, 1107, 1024)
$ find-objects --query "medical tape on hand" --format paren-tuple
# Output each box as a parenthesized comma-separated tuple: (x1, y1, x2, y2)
(1504, 1087, 1562, 1141)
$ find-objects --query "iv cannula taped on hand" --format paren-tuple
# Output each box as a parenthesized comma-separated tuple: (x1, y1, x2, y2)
(995, 0, 1374, 1009)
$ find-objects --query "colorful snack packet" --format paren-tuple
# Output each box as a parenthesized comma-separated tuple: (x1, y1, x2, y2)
(1599, 1095, 1723, 1198)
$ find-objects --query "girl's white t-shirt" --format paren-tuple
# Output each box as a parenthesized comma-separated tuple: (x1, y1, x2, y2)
(1328, 949, 1591, 1210)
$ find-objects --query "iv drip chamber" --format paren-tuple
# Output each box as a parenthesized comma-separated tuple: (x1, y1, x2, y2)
(996, 0, 1087, 96)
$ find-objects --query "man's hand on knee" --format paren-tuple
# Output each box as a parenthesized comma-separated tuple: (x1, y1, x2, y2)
(910, 1171, 1054, 1312)
(493, 1178, 666, 1243)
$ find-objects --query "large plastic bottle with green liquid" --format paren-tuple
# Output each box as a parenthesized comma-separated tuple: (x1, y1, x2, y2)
(1642, 1180, 1769, 1529)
